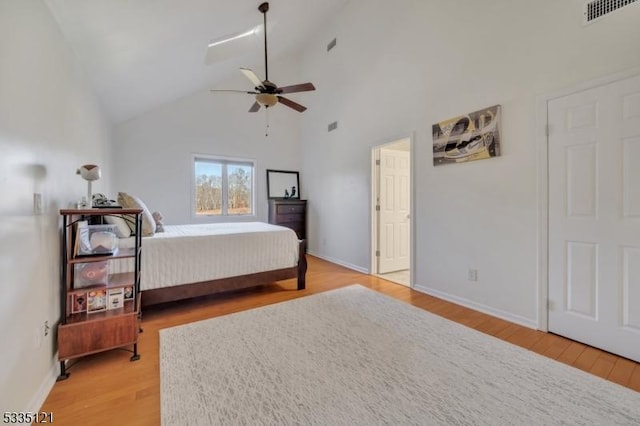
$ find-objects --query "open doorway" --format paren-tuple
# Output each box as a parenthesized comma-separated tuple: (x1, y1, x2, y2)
(371, 137, 412, 287)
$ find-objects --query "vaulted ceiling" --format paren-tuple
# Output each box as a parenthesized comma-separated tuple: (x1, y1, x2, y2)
(45, 0, 349, 123)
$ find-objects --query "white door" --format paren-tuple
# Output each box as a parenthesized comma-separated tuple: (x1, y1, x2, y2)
(548, 74, 640, 362)
(379, 148, 410, 274)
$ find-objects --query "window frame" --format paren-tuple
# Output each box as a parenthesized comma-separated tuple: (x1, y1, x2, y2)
(191, 153, 257, 221)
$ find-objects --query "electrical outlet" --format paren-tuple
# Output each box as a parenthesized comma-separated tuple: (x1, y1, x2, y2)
(468, 268, 478, 282)
(44, 320, 50, 337)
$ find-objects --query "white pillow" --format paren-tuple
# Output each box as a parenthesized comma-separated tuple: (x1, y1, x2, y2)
(117, 192, 156, 237)
(104, 214, 132, 238)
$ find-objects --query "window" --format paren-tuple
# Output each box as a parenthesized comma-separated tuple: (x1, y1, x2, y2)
(193, 155, 255, 217)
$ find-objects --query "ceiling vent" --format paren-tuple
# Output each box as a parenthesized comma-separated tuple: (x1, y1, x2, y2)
(583, 0, 638, 24)
(327, 38, 337, 52)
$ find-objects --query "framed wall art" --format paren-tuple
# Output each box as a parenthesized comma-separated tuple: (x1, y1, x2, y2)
(432, 104, 501, 166)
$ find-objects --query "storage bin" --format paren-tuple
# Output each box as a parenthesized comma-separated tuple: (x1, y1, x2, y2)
(76, 224, 117, 255)
(74, 261, 109, 288)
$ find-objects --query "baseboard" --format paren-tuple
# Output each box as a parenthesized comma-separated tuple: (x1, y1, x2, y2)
(413, 284, 538, 330)
(25, 356, 58, 412)
(305, 253, 536, 329)
(306, 250, 369, 274)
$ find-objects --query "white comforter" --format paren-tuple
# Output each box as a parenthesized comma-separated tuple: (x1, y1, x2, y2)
(112, 222, 299, 291)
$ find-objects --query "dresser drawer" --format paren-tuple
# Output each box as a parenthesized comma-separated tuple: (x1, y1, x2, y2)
(276, 203, 305, 214)
(276, 213, 303, 224)
(268, 199, 307, 242)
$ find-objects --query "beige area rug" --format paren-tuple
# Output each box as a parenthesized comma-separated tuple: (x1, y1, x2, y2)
(160, 285, 640, 425)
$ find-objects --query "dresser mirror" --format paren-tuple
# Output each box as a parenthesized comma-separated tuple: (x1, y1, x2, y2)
(266, 169, 300, 199)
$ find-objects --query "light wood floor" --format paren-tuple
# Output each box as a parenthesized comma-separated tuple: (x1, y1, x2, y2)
(41, 256, 640, 425)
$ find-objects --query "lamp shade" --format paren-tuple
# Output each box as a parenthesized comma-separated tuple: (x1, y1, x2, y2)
(256, 93, 278, 107)
(77, 164, 101, 181)
(77, 164, 101, 208)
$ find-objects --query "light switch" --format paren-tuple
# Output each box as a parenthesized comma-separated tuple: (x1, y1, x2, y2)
(34, 193, 42, 214)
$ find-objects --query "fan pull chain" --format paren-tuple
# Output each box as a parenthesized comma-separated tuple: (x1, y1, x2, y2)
(265, 107, 270, 137)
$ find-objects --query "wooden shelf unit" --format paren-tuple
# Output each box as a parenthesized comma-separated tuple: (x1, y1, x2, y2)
(57, 208, 143, 380)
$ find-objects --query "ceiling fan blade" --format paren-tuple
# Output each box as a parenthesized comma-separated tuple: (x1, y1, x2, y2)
(240, 68, 265, 90)
(249, 101, 261, 113)
(209, 89, 259, 94)
(277, 82, 316, 94)
(277, 96, 307, 112)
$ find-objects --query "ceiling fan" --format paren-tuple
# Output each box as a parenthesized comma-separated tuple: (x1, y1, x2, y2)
(210, 2, 315, 113)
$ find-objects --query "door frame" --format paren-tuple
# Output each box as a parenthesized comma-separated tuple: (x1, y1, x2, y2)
(536, 67, 640, 332)
(370, 134, 415, 287)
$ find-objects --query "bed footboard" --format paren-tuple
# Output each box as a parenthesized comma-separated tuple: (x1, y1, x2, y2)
(141, 239, 307, 307)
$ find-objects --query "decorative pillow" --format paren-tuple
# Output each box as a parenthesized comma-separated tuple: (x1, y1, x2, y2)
(117, 192, 156, 237)
(152, 211, 165, 233)
(104, 214, 132, 238)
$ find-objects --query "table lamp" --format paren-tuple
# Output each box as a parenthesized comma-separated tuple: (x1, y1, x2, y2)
(77, 164, 101, 208)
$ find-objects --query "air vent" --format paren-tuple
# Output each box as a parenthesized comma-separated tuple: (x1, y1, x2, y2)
(327, 38, 337, 52)
(583, 0, 638, 24)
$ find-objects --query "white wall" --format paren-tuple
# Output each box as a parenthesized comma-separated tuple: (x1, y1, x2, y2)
(0, 0, 113, 413)
(298, 0, 640, 325)
(3, 0, 636, 410)
(113, 58, 305, 225)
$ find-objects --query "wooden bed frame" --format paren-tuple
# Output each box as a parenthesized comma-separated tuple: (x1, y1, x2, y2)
(141, 240, 307, 307)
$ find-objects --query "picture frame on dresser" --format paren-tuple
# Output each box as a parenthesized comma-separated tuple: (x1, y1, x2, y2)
(266, 169, 300, 199)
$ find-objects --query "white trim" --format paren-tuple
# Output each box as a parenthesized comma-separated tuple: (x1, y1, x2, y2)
(413, 284, 538, 330)
(409, 133, 416, 289)
(535, 66, 640, 332)
(190, 152, 257, 223)
(535, 93, 550, 333)
(307, 250, 369, 274)
(369, 133, 415, 287)
(370, 148, 379, 276)
(25, 356, 58, 412)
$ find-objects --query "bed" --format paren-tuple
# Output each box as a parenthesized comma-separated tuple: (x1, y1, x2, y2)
(112, 222, 306, 307)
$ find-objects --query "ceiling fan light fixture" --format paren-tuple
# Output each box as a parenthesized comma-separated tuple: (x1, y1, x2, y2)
(256, 93, 278, 107)
(208, 1, 315, 113)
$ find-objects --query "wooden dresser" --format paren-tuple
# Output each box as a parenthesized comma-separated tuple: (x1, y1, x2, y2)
(268, 199, 307, 241)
